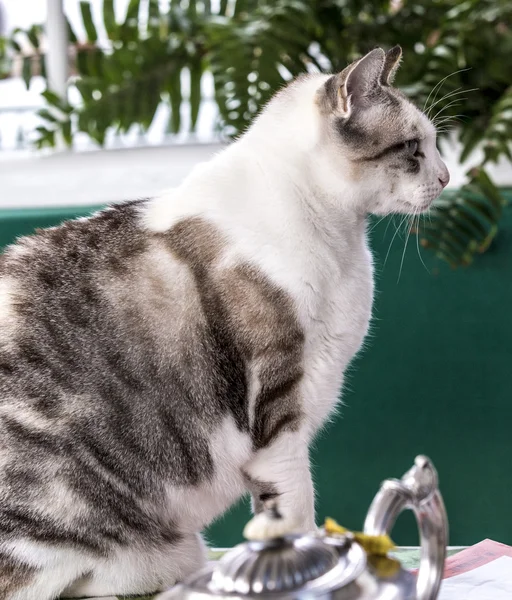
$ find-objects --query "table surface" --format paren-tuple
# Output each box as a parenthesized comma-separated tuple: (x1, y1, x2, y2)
(68, 547, 465, 600)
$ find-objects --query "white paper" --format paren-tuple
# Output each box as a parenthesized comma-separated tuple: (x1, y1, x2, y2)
(439, 556, 512, 599)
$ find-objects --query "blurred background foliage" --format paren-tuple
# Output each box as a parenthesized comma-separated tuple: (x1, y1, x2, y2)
(2, 0, 512, 267)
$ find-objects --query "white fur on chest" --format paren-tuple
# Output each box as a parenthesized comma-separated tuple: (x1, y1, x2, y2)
(144, 141, 375, 435)
(302, 256, 374, 429)
(240, 223, 374, 432)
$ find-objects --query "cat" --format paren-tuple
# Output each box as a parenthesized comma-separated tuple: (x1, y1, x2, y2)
(0, 46, 449, 599)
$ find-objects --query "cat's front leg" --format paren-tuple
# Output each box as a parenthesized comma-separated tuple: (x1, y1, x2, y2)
(242, 431, 316, 540)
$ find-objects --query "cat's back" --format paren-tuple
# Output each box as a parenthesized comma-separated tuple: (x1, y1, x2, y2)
(0, 200, 149, 386)
(0, 201, 155, 423)
(0, 199, 148, 293)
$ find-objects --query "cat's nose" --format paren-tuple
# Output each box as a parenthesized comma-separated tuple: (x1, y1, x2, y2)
(437, 165, 450, 188)
(438, 173, 449, 187)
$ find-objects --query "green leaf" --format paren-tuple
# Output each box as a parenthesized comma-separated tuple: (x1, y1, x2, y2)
(103, 0, 118, 39)
(150, 0, 160, 17)
(38, 108, 60, 123)
(34, 127, 56, 150)
(459, 126, 483, 163)
(124, 0, 141, 22)
(27, 25, 41, 50)
(420, 170, 505, 268)
(219, 0, 229, 16)
(233, 0, 259, 17)
(188, 0, 197, 19)
(147, 0, 160, 25)
(86, 47, 103, 77)
(10, 38, 22, 53)
(189, 59, 203, 131)
(120, 0, 142, 42)
(80, 1, 98, 43)
(472, 169, 506, 213)
(167, 67, 182, 134)
(40, 55, 47, 79)
(41, 89, 63, 106)
(22, 57, 32, 89)
(76, 49, 90, 77)
(67, 17, 78, 44)
(62, 119, 73, 147)
(142, 76, 162, 129)
(41, 89, 71, 113)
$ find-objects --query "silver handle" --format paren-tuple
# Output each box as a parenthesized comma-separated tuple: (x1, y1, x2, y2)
(363, 455, 448, 600)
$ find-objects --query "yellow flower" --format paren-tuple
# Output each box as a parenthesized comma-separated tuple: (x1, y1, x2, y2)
(324, 518, 396, 557)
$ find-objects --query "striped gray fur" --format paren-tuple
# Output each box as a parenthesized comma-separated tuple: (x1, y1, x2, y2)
(0, 202, 304, 595)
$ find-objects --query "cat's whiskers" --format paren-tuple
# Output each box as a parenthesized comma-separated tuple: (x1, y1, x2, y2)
(432, 98, 468, 124)
(426, 86, 464, 117)
(432, 102, 464, 125)
(397, 217, 415, 283)
(434, 120, 467, 134)
(368, 213, 391, 234)
(435, 127, 457, 135)
(415, 212, 430, 275)
(435, 126, 460, 135)
(422, 68, 471, 114)
(383, 214, 397, 240)
(434, 114, 468, 126)
(384, 213, 410, 267)
(426, 87, 477, 119)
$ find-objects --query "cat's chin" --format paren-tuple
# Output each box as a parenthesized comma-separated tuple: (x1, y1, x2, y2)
(370, 196, 438, 216)
(401, 198, 434, 213)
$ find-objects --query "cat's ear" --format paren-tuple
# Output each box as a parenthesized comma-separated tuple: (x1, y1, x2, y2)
(380, 45, 402, 86)
(328, 48, 386, 117)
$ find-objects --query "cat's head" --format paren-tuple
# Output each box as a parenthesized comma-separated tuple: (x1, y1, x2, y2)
(319, 46, 449, 215)
(257, 46, 449, 216)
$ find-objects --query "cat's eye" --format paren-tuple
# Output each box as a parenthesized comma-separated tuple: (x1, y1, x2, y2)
(404, 139, 419, 156)
(388, 139, 420, 156)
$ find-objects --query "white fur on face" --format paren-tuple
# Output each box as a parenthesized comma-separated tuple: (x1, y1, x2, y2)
(362, 106, 450, 216)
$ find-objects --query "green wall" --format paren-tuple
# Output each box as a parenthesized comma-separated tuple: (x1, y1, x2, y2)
(1, 199, 510, 548)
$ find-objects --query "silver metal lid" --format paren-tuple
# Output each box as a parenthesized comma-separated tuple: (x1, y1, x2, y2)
(166, 533, 367, 598)
(211, 536, 339, 595)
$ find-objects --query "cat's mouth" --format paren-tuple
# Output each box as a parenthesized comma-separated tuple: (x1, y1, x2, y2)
(403, 199, 433, 212)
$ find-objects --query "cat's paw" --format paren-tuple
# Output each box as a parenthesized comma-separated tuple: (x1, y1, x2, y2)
(243, 512, 305, 541)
